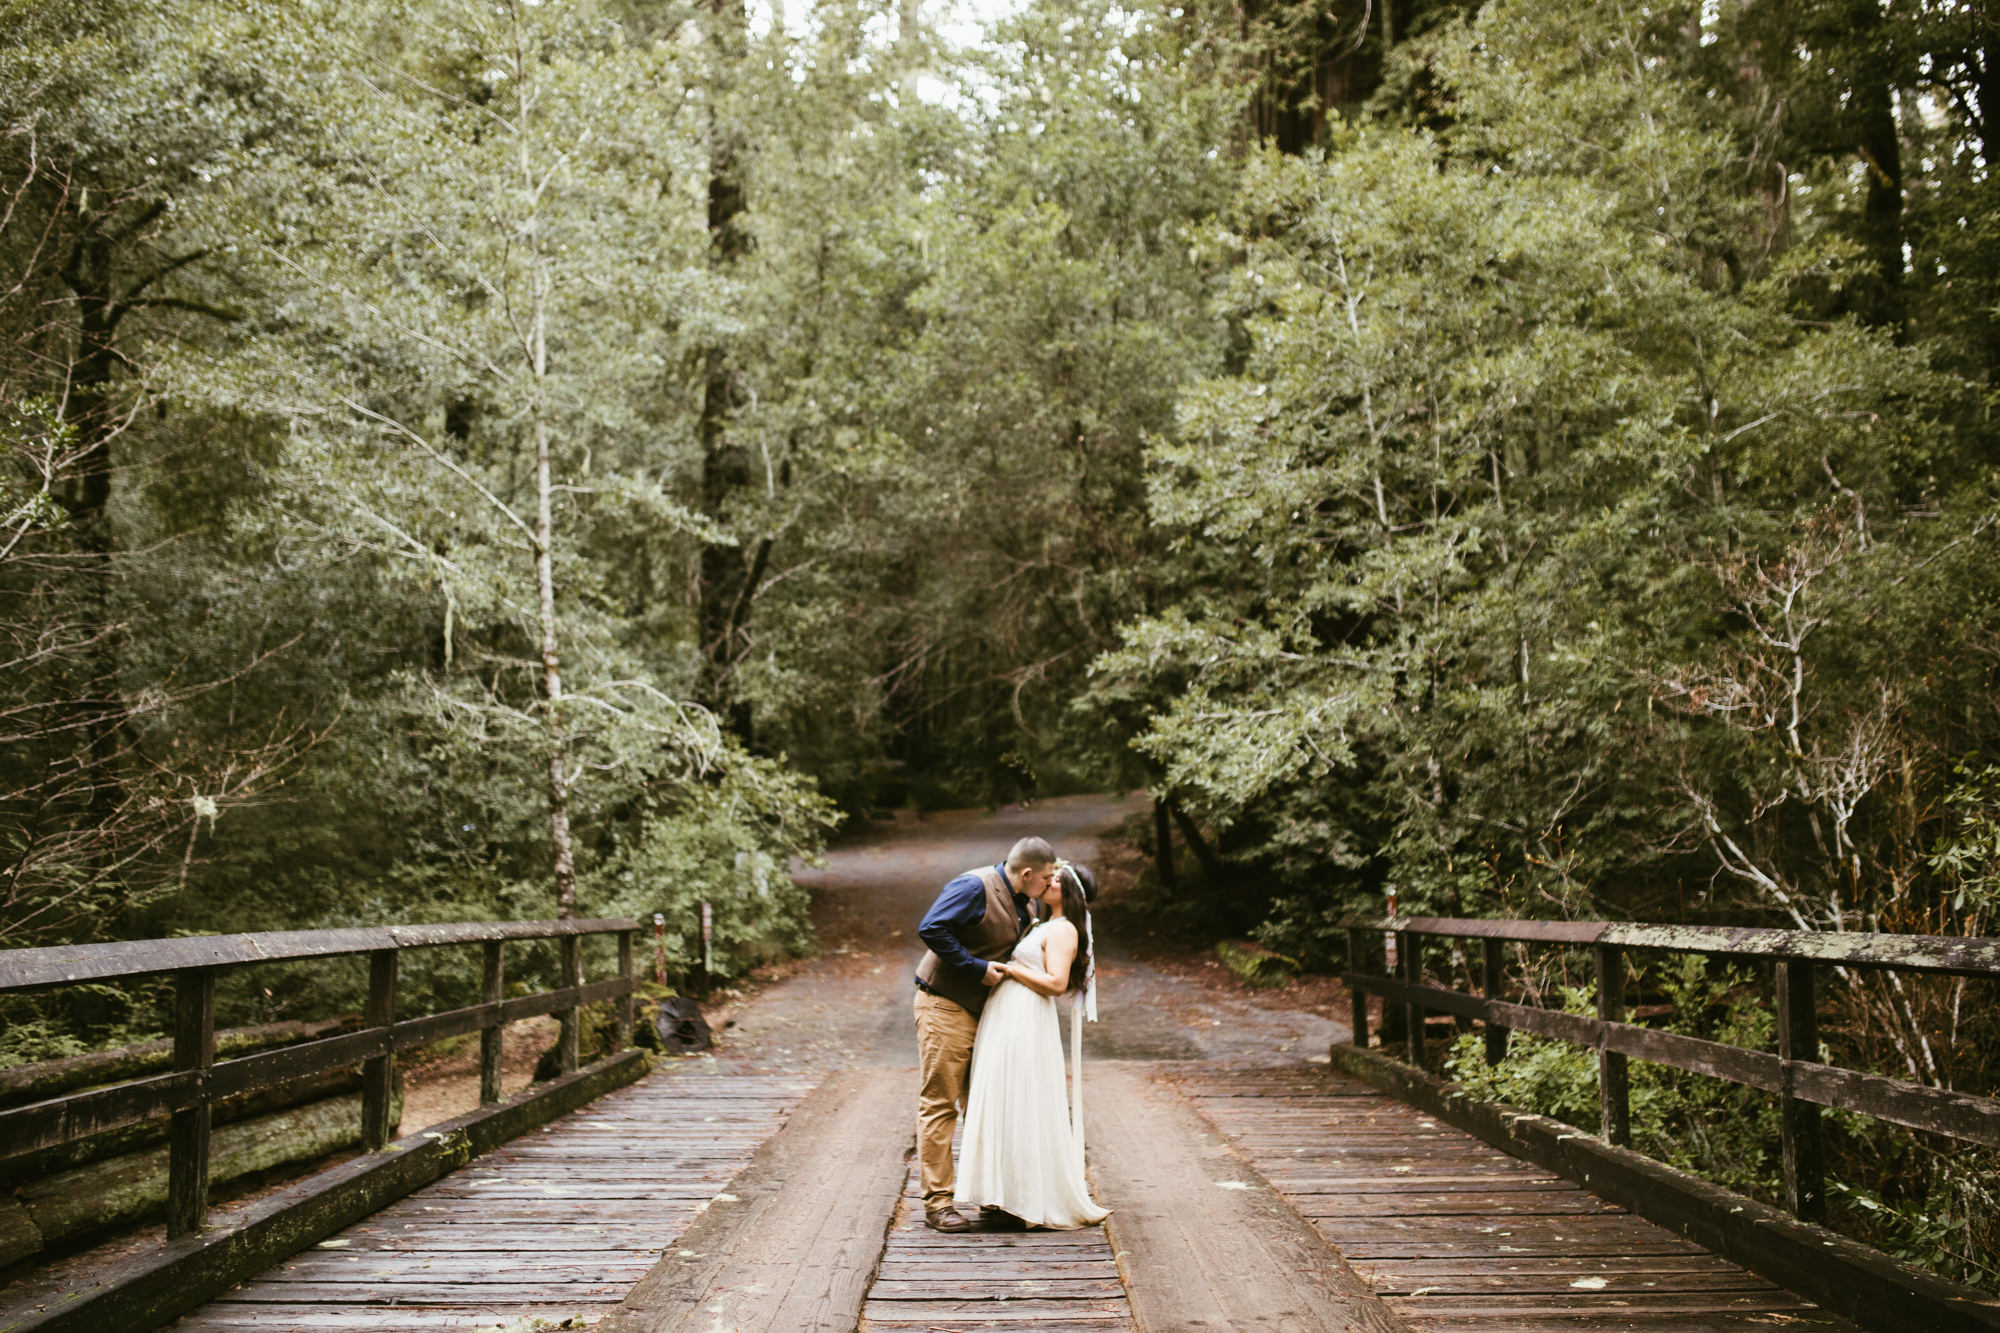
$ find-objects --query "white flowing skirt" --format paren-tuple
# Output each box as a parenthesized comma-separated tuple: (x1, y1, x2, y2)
(954, 979, 1108, 1229)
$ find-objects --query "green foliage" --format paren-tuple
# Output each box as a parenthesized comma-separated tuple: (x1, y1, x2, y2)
(1213, 938, 1300, 987)
(3, 0, 1998, 1290)
(1446, 960, 1782, 1200)
(1931, 765, 2000, 918)
(1831, 1163, 2000, 1292)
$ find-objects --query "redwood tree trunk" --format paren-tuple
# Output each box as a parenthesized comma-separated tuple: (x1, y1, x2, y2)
(1848, 7, 1905, 333)
(695, 0, 758, 737)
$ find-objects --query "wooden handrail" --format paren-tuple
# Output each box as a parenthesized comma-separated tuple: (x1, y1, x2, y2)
(1338, 913, 2000, 1226)
(0, 917, 644, 1238)
(0, 917, 642, 991)
(1337, 914, 2000, 977)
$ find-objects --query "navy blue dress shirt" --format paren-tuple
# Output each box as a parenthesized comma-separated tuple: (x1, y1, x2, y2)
(917, 863, 1032, 998)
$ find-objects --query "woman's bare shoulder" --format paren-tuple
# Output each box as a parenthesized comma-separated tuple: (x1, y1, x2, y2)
(1045, 916, 1080, 941)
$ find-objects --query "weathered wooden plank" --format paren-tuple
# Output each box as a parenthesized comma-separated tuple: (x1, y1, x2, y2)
(0, 1050, 649, 1333)
(479, 939, 505, 1107)
(1604, 921, 2000, 977)
(597, 1068, 914, 1333)
(166, 967, 218, 1237)
(1182, 1062, 1883, 1332)
(1323, 1224, 1703, 1257)
(1295, 1192, 1624, 1217)
(316, 1224, 668, 1248)
(1407, 1318, 1852, 1332)
(167, 1305, 608, 1329)
(861, 1298, 1134, 1319)
(271, 1254, 659, 1278)
(1342, 915, 1610, 945)
(0, 918, 642, 991)
(1349, 1255, 1752, 1280)
(1344, 973, 2000, 1149)
(1334, 915, 2000, 977)
(0, 1067, 197, 1158)
(360, 951, 397, 1152)
(1364, 1269, 1786, 1296)
(870, 1278, 1129, 1298)
(212, 1280, 634, 1303)
(864, 1260, 1122, 1280)
(1331, 1043, 2000, 1332)
(1086, 1062, 1410, 1332)
(864, 1304, 1144, 1320)
(0, 979, 639, 1159)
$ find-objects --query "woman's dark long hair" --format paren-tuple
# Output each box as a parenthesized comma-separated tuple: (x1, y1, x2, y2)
(1054, 864, 1094, 994)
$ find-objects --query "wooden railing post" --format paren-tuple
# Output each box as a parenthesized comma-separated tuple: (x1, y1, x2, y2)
(1402, 930, 1425, 1067)
(480, 940, 505, 1106)
(1346, 926, 1370, 1048)
(557, 934, 582, 1075)
(1777, 960, 1826, 1222)
(1482, 938, 1509, 1066)
(616, 929, 636, 1051)
(166, 967, 216, 1237)
(1595, 943, 1630, 1147)
(362, 948, 398, 1150)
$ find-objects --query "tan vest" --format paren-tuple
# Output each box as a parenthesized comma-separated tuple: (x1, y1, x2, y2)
(916, 866, 1024, 1014)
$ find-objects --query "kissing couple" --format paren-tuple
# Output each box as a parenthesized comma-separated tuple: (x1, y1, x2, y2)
(911, 836, 1110, 1233)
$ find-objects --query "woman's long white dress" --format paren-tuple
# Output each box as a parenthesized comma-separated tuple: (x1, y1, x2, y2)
(954, 920, 1109, 1229)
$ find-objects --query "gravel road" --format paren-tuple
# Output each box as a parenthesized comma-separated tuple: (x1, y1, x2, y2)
(695, 793, 1346, 1077)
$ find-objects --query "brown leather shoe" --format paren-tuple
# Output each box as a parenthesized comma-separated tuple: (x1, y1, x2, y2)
(925, 1206, 974, 1233)
(979, 1208, 1027, 1232)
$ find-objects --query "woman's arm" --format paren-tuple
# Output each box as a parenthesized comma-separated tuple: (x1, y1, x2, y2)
(999, 919, 1078, 997)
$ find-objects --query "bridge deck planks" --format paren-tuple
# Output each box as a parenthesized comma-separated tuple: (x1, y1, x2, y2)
(1173, 1066, 1864, 1333)
(167, 1072, 810, 1332)
(859, 1152, 1136, 1331)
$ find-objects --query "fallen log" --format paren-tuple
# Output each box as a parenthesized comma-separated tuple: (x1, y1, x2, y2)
(0, 1084, 401, 1268)
(0, 1063, 366, 1185)
(0, 1198, 35, 1272)
(0, 1015, 361, 1110)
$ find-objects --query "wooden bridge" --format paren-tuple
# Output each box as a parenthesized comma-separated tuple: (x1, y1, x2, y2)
(2, 915, 1998, 1332)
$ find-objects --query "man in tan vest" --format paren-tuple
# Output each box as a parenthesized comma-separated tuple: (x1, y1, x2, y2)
(912, 835, 1059, 1232)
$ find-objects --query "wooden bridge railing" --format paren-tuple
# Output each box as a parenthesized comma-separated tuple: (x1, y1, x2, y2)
(0, 917, 643, 1238)
(1339, 915, 2000, 1224)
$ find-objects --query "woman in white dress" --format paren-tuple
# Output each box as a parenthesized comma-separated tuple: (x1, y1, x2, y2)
(953, 863, 1109, 1229)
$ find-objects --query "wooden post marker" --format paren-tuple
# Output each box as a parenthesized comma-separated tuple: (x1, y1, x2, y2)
(1482, 937, 1510, 1066)
(1402, 929, 1425, 1066)
(480, 939, 504, 1106)
(166, 967, 216, 1238)
(616, 929, 636, 1050)
(1777, 959, 1826, 1222)
(1347, 926, 1370, 1048)
(1595, 943, 1630, 1147)
(362, 949, 398, 1151)
(557, 934, 582, 1076)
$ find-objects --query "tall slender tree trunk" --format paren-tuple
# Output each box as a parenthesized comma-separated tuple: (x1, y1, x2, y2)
(522, 83, 577, 920)
(1977, 21, 2000, 382)
(58, 217, 141, 853)
(1152, 795, 1177, 887)
(695, 0, 756, 736)
(1848, 6, 1905, 332)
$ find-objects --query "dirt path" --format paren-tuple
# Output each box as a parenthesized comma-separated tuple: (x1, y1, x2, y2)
(692, 792, 1347, 1077)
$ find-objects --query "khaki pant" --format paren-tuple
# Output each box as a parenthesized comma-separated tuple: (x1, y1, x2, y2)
(914, 988, 979, 1213)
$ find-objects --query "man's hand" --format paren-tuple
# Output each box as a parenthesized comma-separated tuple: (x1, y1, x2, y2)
(983, 962, 1007, 987)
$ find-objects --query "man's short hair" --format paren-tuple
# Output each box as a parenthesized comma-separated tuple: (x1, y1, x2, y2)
(1005, 836, 1056, 872)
